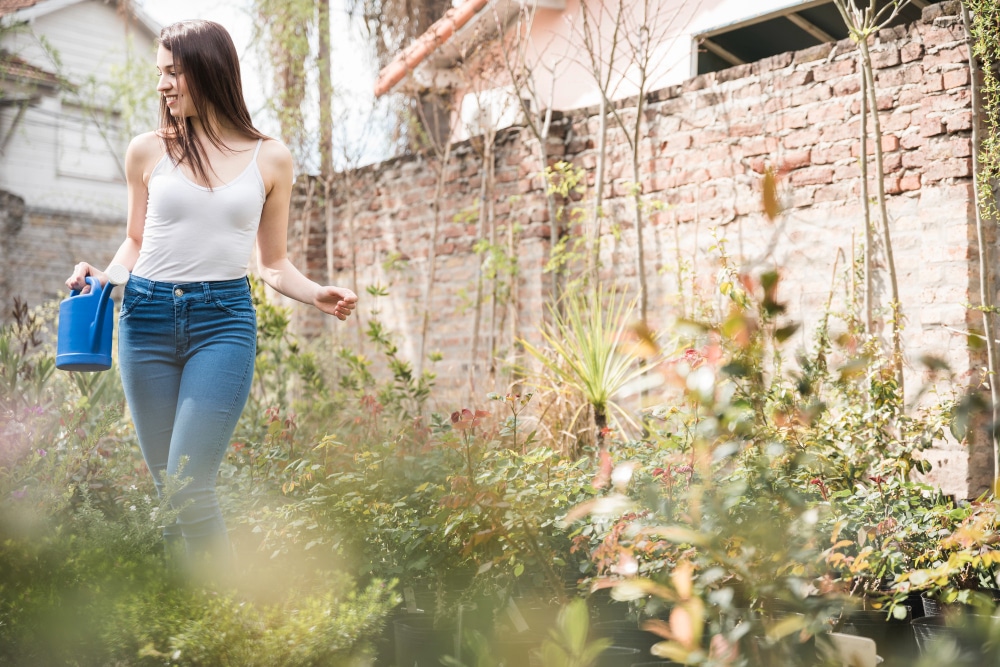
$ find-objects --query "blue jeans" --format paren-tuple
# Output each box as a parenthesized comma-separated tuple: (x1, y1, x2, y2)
(118, 274, 256, 564)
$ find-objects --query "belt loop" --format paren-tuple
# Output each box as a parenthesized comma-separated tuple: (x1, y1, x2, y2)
(202, 282, 212, 303)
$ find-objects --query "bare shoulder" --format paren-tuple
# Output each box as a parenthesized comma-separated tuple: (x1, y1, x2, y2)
(124, 131, 164, 180)
(258, 138, 294, 190)
(127, 131, 163, 159)
(259, 138, 293, 168)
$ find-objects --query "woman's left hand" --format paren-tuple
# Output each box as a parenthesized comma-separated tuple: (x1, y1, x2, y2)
(315, 286, 358, 320)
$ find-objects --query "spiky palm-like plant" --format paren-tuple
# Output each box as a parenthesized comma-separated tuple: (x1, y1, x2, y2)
(520, 287, 662, 449)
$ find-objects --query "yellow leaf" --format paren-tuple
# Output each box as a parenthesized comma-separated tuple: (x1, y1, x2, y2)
(651, 640, 694, 663)
(766, 614, 808, 642)
(672, 560, 695, 600)
(763, 166, 781, 220)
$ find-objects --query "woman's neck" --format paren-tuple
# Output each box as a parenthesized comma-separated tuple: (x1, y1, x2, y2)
(189, 113, 245, 149)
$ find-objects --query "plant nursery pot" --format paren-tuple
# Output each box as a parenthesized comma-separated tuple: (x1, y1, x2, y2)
(393, 614, 459, 667)
(911, 615, 989, 658)
(596, 646, 641, 667)
(589, 587, 633, 623)
(373, 609, 424, 667)
(835, 608, 917, 662)
(494, 630, 547, 666)
(593, 619, 663, 658)
(920, 594, 945, 617)
(921, 588, 1000, 617)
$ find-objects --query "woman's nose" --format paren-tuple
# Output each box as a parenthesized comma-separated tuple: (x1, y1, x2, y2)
(156, 75, 170, 93)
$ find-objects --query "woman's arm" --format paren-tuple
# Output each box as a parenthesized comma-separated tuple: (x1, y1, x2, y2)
(65, 132, 158, 290)
(255, 140, 357, 320)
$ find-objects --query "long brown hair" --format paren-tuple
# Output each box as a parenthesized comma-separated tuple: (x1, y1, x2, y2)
(158, 20, 266, 186)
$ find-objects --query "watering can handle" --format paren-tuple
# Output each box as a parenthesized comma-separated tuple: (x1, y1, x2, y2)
(69, 276, 100, 298)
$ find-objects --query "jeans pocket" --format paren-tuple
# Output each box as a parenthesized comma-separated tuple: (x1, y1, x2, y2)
(119, 286, 150, 319)
(211, 293, 255, 319)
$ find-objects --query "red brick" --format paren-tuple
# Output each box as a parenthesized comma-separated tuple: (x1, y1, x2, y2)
(834, 77, 862, 97)
(791, 84, 833, 106)
(902, 151, 926, 169)
(779, 149, 812, 171)
(883, 152, 902, 173)
(900, 174, 922, 191)
(930, 89, 971, 112)
(903, 65, 925, 85)
(811, 143, 852, 164)
(901, 42, 925, 63)
(850, 134, 900, 157)
(789, 166, 835, 186)
(923, 46, 971, 69)
(813, 59, 856, 82)
(944, 111, 972, 133)
(876, 68, 905, 88)
(920, 117, 945, 137)
(943, 67, 970, 90)
(922, 74, 945, 94)
(871, 48, 901, 69)
(928, 137, 972, 160)
(924, 158, 972, 182)
(883, 111, 912, 133)
(784, 129, 822, 149)
(783, 110, 810, 130)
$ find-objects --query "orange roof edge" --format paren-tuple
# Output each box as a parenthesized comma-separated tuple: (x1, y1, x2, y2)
(373, 0, 490, 98)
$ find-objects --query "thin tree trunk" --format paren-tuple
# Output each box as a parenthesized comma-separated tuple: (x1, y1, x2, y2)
(469, 139, 491, 401)
(859, 51, 873, 334)
(340, 172, 365, 351)
(859, 38, 903, 394)
(592, 94, 608, 289)
(317, 0, 333, 177)
(416, 140, 453, 380)
(324, 179, 335, 331)
(631, 102, 648, 323)
(962, 2, 1000, 484)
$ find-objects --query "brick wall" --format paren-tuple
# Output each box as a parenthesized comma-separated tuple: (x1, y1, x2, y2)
(3, 202, 122, 316)
(286, 2, 990, 496)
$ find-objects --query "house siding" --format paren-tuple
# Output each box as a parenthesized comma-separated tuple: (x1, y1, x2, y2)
(286, 1, 988, 497)
(0, 0, 156, 307)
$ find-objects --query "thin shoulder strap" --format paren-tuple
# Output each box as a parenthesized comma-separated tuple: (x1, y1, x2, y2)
(252, 138, 263, 160)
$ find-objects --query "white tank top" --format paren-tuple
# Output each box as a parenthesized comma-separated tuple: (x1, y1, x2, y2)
(132, 139, 266, 283)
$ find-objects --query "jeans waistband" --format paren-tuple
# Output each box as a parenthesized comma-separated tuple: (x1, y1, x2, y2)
(126, 274, 251, 301)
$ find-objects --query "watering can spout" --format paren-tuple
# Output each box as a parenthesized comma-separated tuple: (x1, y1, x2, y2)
(91, 264, 130, 351)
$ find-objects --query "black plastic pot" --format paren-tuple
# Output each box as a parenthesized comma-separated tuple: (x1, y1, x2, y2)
(911, 615, 990, 658)
(593, 619, 664, 658)
(596, 646, 641, 667)
(835, 607, 917, 662)
(393, 614, 459, 667)
(920, 594, 945, 617)
(373, 609, 423, 667)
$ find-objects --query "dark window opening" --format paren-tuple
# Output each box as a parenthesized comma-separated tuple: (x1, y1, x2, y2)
(697, 0, 940, 75)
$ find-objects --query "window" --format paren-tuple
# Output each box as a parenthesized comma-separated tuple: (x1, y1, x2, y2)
(57, 104, 124, 183)
(696, 0, 938, 75)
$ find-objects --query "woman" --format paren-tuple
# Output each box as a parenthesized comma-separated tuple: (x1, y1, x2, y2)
(65, 20, 356, 571)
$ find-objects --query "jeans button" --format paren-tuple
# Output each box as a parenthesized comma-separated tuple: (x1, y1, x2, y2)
(174, 288, 184, 297)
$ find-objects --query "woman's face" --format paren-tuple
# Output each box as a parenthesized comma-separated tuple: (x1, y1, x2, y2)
(156, 45, 193, 119)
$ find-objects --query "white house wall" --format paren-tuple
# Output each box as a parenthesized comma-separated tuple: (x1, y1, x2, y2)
(0, 0, 156, 217)
(523, 0, 837, 112)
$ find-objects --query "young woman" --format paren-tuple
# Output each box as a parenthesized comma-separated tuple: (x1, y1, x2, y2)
(65, 20, 356, 570)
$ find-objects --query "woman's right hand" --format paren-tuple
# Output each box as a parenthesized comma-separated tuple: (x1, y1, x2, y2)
(65, 262, 107, 293)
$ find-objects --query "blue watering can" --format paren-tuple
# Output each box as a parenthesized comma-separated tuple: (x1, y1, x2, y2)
(56, 264, 130, 372)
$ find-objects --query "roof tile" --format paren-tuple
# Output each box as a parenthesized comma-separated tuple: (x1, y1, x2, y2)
(0, 0, 44, 17)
